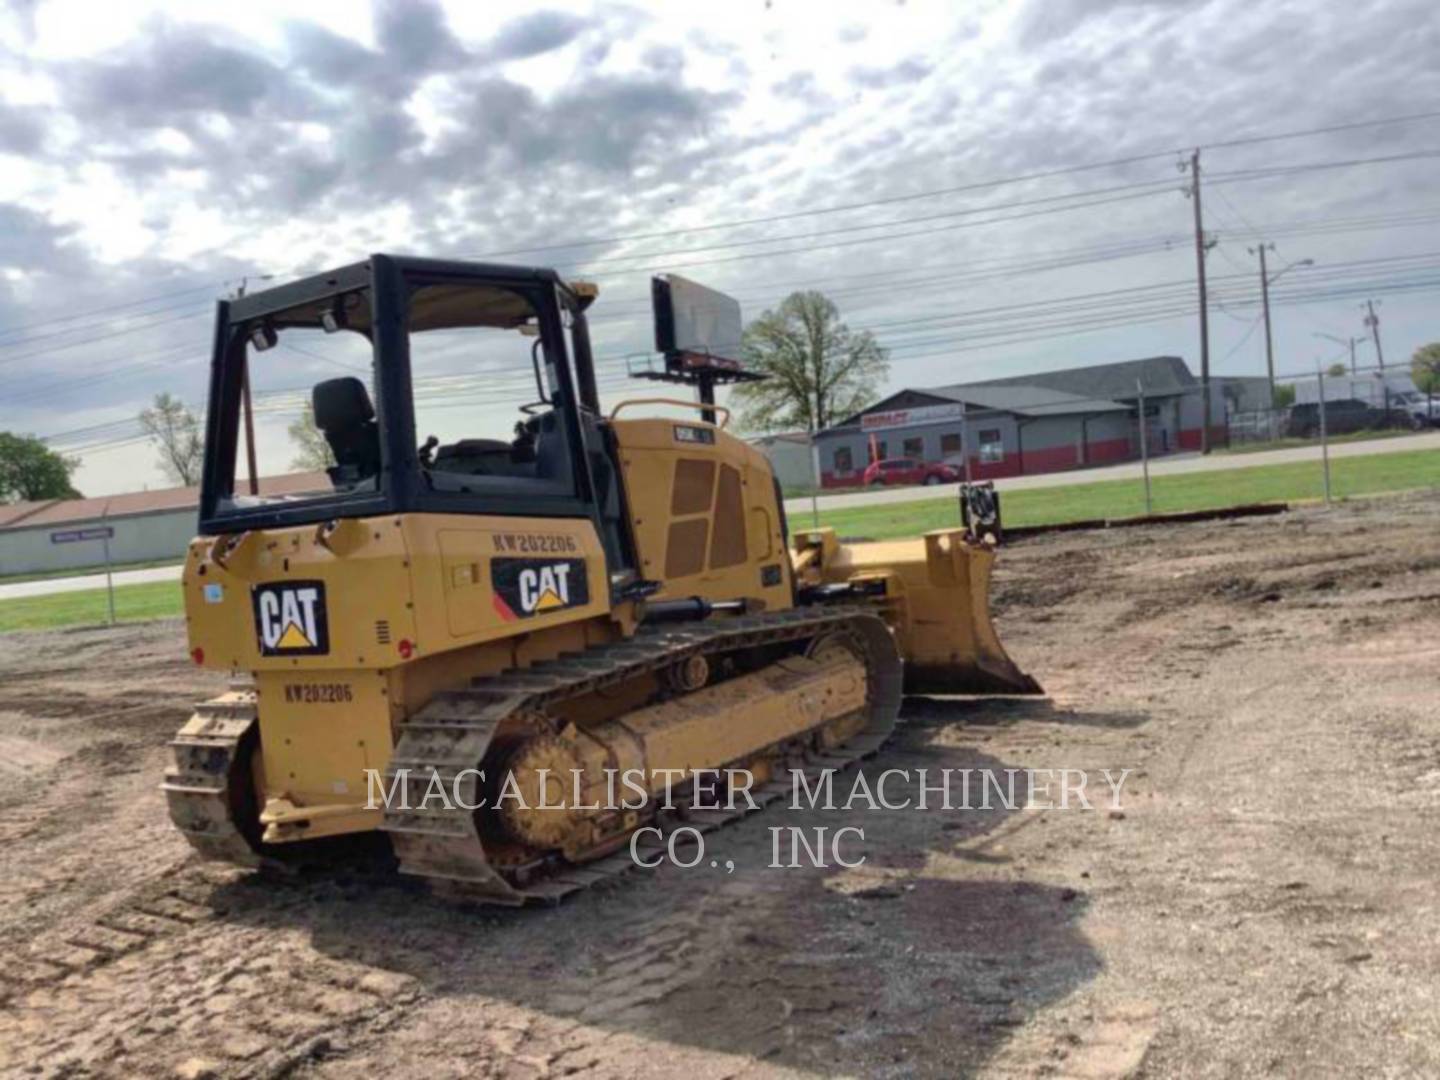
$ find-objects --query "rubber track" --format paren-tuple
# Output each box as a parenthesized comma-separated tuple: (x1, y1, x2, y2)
(379, 606, 903, 905)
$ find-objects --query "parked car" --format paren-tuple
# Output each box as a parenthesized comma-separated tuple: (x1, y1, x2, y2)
(1285, 399, 1391, 438)
(861, 457, 963, 486)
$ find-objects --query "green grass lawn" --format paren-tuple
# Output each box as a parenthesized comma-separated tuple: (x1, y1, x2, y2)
(814, 447, 1440, 540)
(0, 580, 183, 633)
(4, 448, 1438, 632)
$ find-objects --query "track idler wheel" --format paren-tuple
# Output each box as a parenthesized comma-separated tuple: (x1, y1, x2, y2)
(493, 735, 583, 850)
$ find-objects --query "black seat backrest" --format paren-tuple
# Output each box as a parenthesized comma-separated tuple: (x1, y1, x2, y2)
(312, 377, 380, 486)
(532, 411, 572, 488)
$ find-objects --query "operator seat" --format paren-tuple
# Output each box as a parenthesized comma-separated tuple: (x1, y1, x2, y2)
(312, 377, 380, 487)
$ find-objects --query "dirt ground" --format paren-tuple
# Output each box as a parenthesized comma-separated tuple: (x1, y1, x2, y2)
(2, 490, 1438, 1078)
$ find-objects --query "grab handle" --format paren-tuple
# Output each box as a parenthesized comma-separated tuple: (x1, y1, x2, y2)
(608, 398, 731, 428)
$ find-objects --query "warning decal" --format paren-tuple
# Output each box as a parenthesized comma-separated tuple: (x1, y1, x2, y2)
(491, 558, 589, 621)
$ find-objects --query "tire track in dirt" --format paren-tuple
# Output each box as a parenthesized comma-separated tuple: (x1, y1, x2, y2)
(0, 864, 425, 1078)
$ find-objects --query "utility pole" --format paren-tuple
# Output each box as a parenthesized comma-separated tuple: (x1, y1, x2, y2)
(1187, 149, 1213, 453)
(1253, 248, 1314, 408)
(1136, 380, 1152, 516)
(1365, 299, 1388, 417)
(1314, 332, 1359, 377)
(1255, 243, 1275, 408)
(1364, 300, 1385, 370)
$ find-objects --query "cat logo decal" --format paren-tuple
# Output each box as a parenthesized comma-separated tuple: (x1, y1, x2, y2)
(253, 581, 330, 656)
(491, 558, 589, 621)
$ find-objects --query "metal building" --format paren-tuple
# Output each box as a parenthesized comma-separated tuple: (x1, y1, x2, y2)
(748, 431, 815, 491)
(0, 474, 326, 576)
(813, 356, 1231, 488)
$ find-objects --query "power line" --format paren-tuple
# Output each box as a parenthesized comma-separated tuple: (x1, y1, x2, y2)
(55, 265, 1440, 459)
(11, 151, 1440, 399)
(556, 176, 1184, 271)
(32, 250, 1440, 439)
(460, 109, 1440, 263)
(1201, 108, 1440, 151)
(0, 306, 211, 369)
(0, 282, 224, 344)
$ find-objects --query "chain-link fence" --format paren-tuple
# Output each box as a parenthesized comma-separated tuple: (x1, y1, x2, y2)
(1229, 364, 1437, 450)
(768, 364, 1439, 529)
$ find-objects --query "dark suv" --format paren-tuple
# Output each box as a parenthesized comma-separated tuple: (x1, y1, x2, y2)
(1285, 399, 1389, 438)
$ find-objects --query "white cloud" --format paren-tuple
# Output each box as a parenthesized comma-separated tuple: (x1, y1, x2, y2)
(0, 0, 1438, 496)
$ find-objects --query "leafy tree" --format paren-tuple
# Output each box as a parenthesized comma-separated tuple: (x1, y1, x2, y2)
(730, 291, 889, 432)
(288, 405, 336, 471)
(1272, 384, 1296, 409)
(1326, 362, 1348, 378)
(1412, 343, 1440, 397)
(0, 432, 81, 502)
(138, 393, 204, 486)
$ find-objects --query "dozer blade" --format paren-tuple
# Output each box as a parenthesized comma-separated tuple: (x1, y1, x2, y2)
(793, 527, 1041, 696)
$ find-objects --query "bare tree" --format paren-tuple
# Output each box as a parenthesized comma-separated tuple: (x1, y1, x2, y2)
(288, 405, 336, 471)
(730, 291, 889, 433)
(138, 393, 204, 486)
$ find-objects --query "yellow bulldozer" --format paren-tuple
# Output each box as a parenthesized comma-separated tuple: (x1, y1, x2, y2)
(163, 255, 1037, 904)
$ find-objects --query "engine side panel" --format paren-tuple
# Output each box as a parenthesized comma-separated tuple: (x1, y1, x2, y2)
(609, 417, 793, 611)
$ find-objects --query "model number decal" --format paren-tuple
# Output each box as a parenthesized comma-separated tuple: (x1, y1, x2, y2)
(491, 532, 579, 554)
(284, 683, 355, 704)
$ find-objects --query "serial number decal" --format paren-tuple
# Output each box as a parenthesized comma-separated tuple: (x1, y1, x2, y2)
(284, 683, 355, 704)
(491, 532, 580, 554)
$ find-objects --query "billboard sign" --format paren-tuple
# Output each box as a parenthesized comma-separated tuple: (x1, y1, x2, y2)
(860, 402, 964, 433)
(652, 274, 743, 366)
(50, 526, 115, 544)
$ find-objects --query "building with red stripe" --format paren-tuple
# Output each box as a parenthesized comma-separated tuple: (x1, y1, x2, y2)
(812, 356, 1247, 488)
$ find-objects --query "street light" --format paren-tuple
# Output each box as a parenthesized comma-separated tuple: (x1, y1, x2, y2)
(1246, 245, 1314, 408)
(1314, 331, 1358, 376)
(1266, 256, 1314, 285)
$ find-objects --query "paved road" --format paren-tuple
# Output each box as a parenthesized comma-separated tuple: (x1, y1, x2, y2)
(0, 564, 182, 601)
(783, 430, 1440, 515)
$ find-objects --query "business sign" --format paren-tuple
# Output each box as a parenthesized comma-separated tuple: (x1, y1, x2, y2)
(50, 526, 115, 544)
(860, 402, 964, 433)
(652, 274, 743, 365)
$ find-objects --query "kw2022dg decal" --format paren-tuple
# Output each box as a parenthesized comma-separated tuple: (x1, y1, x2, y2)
(491, 558, 589, 621)
(253, 580, 330, 656)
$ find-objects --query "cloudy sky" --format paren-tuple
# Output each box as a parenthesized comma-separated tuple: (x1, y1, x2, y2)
(1, 0, 1438, 496)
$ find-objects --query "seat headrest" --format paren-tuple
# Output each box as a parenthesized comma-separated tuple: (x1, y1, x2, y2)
(313, 377, 375, 432)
